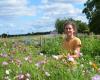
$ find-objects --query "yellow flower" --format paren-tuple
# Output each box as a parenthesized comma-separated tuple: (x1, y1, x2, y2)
(92, 63, 98, 71)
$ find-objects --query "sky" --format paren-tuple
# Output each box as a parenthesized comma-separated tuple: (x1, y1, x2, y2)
(0, 0, 88, 35)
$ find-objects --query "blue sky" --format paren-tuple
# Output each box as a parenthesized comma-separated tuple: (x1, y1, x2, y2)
(0, 0, 87, 35)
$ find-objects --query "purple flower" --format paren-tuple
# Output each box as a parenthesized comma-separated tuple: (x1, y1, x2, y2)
(2, 61, 9, 66)
(35, 60, 47, 68)
(15, 73, 31, 80)
(16, 74, 25, 80)
(92, 74, 100, 80)
(0, 53, 8, 58)
(67, 55, 75, 62)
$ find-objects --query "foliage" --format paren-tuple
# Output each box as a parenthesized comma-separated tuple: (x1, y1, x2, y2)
(41, 36, 64, 55)
(80, 36, 100, 58)
(1, 33, 8, 38)
(75, 20, 89, 33)
(55, 19, 66, 34)
(83, 0, 100, 34)
(41, 35, 100, 58)
(55, 18, 89, 34)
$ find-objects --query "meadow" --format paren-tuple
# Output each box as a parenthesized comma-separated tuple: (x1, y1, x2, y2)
(0, 35, 100, 80)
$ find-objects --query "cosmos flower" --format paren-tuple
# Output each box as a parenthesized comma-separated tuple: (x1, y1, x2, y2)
(0, 53, 8, 58)
(39, 52, 44, 56)
(45, 71, 50, 77)
(25, 73, 31, 78)
(16, 74, 25, 80)
(74, 50, 83, 57)
(24, 56, 32, 63)
(4, 76, 11, 80)
(35, 60, 47, 68)
(15, 73, 31, 80)
(2, 61, 9, 66)
(67, 55, 75, 62)
(52, 55, 59, 60)
(5, 69, 11, 75)
(92, 74, 100, 80)
(89, 62, 98, 71)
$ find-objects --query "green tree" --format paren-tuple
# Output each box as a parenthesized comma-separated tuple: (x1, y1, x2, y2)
(55, 18, 89, 34)
(83, 0, 100, 34)
(55, 19, 66, 34)
(1, 33, 8, 38)
(76, 20, 89, 33)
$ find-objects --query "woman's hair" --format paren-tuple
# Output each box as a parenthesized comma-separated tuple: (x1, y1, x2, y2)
(63, 21, 77, 35)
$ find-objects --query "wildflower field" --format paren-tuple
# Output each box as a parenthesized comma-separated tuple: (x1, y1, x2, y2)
(0, 35, 100, 80)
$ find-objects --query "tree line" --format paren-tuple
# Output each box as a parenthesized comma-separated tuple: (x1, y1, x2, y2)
(0, 32, 51, 38)
(55, 18, 89, 34)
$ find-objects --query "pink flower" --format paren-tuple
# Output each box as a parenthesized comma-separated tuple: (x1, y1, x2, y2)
(2, 61, 9, 66)
(16, 74, 25, 80)
(92, 74, 100, 80)
(24, 56, 32, 63)
(0, 53, 8, 58)
(67, 55, 74, 62)
(35, 60, 47, 68)
(15, 73, 31, 80)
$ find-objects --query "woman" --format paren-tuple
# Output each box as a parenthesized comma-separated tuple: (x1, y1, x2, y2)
(53, 21, 82, 61)
(62, 21, 81, 58)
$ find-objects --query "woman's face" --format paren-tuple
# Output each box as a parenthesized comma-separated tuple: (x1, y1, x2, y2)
(64, 24, 75, 36)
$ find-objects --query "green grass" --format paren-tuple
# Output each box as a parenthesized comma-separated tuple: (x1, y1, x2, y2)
(0, 35, 100, 80)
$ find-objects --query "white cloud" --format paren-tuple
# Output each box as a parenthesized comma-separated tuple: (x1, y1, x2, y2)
(74, 15, 88, 23)
(0, 0, 88, 34)
(41, 0, 48, 4)
(41, 0, 87, 4)
(0, 0, 36, 16)
(74, 0, 87, 3)
(38, 3, 82, 21)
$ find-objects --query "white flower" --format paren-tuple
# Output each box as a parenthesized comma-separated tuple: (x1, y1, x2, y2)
(74, 50, 78, 54)
(25, 73, 31, 78)
(89, 61, 92, 65)
(5, 69, 10, 75)
(26, 78, 30, 80)
(78, 53, 83, 56)
(24, 57, 28, 61)
(67, 56, 74, 62)
(4, 76, 10, 80)
(52, 55, 59, 60)
(45, 71, 50, 77)
(40, 53, 44, 56)
(24, 56, 32, 63)
(80, 64, 84, 68)
(74, 50, 83, 57)
(16, 73, 30, 80)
